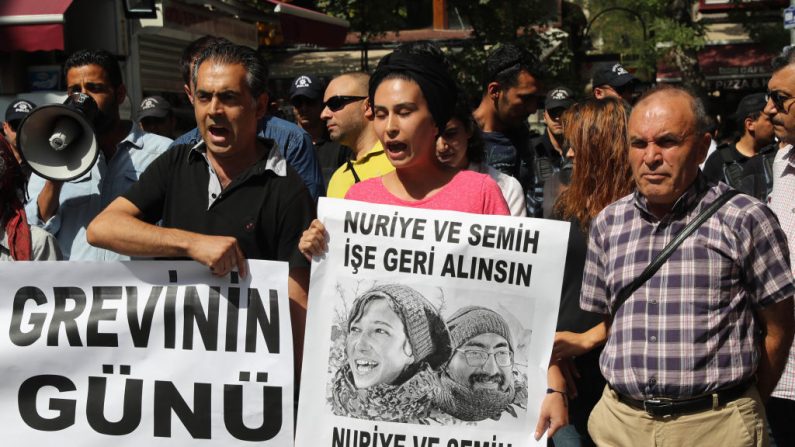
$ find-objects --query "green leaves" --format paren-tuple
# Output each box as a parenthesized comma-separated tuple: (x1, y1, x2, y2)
(316, 0, 406, 39)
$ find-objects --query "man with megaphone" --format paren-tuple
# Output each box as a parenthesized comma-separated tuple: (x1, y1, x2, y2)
(22, 49, 172, 260)
(87, 43, 314, 380)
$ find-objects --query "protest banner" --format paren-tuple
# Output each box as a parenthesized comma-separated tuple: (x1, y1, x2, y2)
(0, 260, 293, 446)
(296, 198, 570, 446)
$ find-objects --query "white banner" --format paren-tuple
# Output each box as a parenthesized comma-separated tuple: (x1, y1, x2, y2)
(297, 198, 569, 446)
(0, 260, 293, 446)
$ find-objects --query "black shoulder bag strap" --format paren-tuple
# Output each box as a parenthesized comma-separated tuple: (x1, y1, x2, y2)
(609, 190, 741, 316)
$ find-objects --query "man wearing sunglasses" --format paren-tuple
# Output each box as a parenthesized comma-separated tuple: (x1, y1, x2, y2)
(435, 306, 524, 421)
(322, 72, 394, 198)
(591, 62, 636, 104)
(762, 45, 795, 447)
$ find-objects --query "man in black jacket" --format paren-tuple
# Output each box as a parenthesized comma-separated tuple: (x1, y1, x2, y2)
(702, 93, 774, 194)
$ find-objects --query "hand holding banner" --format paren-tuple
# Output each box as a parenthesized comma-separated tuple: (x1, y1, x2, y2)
(0, 260, 293, 446)
(297, 198, 570, 446)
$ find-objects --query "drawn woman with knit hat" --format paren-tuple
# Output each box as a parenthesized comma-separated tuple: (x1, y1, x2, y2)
(330, 283, 451, 423)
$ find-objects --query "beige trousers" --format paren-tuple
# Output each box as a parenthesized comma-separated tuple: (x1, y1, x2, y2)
(587, 385, 769, 447)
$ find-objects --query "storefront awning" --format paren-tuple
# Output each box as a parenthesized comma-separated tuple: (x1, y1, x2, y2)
(657, 43, 777, 90)
(0, 0, 73, 52)
(269, 1, 349, 48)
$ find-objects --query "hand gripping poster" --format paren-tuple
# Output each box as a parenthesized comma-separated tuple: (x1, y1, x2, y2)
(296, 198, 570, 446)
(0, 260, 293, 446)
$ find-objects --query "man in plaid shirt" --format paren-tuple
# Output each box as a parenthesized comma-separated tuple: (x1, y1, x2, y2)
(763, 46, 795, 447)
(581, 85, 794, 446)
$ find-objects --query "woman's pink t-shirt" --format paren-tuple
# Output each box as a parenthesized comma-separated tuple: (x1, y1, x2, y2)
(344, 170, 510, 215)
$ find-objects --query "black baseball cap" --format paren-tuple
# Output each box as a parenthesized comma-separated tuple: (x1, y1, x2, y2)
(5, 99, 36, 123)
(289, 75, 324, 102)
(732, 93, 767, 122)
(545, 87, 575, 110)
(592, 62, 636, 88)
(137, 96, 172, 121)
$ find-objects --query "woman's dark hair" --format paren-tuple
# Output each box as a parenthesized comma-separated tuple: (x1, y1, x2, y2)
(448, 90, 484, 165)
(369, 43, 458, 131)
(0, 135, 27, 217)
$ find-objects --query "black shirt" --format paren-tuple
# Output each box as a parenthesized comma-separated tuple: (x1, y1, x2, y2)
(123, 139, 315, 269)
(740, 143, 778, 201)
(551, 213, 606, 439)
(554, 216, 604, 334)
(529, 132, 565, 172)
(482, 127, 536, 216)
(702, 142, 750, 185)
(313, 136, 350, 192)
(703, 142, 775, 199)
(528, 132, 566, 217)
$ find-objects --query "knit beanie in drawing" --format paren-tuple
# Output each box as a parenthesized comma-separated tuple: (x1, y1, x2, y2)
(446, 306, 513, 351)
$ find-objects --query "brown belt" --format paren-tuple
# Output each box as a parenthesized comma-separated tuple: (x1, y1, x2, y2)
(613, 382, 751, 417)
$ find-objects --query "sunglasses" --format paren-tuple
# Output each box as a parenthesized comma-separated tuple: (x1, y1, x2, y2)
(323, 95, 367, 112)
(766, 90, 794, 112)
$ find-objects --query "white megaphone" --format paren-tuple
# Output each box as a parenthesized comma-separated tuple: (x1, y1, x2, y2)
(17, 93, 99, 182)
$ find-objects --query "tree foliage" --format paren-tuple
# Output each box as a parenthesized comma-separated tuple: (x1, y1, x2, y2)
(315, 0, 407, 69)
(727, 0, 789, 52)
(445, 0, 575, 98)
(582, 0, 707, 92)
(315, 0, 406, 39)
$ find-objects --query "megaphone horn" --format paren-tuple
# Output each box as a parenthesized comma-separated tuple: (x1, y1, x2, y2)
(17, 93, 100, 182)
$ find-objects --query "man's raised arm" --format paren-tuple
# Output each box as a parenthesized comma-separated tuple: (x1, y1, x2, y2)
(86, 196, 247, 278)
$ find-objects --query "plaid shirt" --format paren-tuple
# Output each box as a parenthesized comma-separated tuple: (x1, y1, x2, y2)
(581, 175, 794, 400)
(770, 145, 795, 401)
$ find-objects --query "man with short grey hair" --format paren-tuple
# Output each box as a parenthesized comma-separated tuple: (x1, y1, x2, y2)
(87, 44, 314, 378)
(172, 35, 323, 201)
(582, 85, 794, 446)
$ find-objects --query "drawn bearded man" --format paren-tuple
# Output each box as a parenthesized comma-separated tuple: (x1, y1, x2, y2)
(435, 306, 526, 421)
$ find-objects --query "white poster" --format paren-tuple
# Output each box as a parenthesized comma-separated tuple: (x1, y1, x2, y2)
(297, 198, 569, 446)
(0, 260, 293, 446)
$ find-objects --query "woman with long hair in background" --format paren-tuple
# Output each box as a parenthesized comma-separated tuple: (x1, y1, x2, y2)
(549, 97, 634, 447)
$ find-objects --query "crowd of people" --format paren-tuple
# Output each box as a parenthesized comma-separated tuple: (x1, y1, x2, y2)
(2, 35, 795, 447)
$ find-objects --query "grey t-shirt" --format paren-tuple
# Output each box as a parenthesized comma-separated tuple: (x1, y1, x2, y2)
(0, 225, 62, 261)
